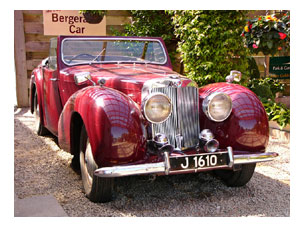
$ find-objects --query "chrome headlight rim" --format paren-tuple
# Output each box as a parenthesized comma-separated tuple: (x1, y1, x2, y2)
(203, 92, 232, 122)
(143, 92, 172, 124)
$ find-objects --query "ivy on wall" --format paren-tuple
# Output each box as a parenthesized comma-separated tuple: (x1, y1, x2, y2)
(169, 10, 250, 86)
(112, 10, 179, 68)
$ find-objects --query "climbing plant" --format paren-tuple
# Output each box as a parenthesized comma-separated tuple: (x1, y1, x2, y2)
(169, 10, 250, 86)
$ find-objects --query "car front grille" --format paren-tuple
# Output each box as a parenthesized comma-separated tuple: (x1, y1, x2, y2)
(151, 86, 200, 149)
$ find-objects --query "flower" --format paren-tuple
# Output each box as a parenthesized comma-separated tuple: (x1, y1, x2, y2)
(278, 32, 287, 40)
(242, 12, 290, 55)
(266, 15, 272, 20)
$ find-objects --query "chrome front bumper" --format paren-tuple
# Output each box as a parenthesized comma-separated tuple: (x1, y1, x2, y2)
(94, 147, 278, 178)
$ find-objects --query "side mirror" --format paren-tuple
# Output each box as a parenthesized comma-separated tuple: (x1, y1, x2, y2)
(226, 70, 242, 83)
(41, 57, 49, 68)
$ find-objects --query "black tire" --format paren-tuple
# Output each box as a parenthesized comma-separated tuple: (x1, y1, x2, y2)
(214, 163, 256, 187)
(79, 125, 114, 203)
(33, 91, 48, 136)
(71, 153, 80, 172)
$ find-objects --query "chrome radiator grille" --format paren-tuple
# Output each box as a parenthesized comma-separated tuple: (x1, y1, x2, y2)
(151, 86, 200, 149)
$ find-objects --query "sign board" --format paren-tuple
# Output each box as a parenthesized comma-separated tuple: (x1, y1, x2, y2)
(43, 10, 106, 36)
(269, 56, 290, 79)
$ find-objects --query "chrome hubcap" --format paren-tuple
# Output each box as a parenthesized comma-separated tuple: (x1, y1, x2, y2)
(34, 99, 40, 130)
(84, 142, 96, 184)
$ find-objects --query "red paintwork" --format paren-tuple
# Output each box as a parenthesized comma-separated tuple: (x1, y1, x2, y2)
(42, 67, 62, 135)
(58, 64, 188, 106)
(58, 86, 146, 167)
(30, 35, 269, 169)
(199, 83, 269, 152)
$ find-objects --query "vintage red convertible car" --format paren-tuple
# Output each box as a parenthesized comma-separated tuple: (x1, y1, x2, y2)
(30, 36, 278, 203)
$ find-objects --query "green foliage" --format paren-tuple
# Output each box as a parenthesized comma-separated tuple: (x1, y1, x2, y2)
(262, 99, 290, 129)
(247, 77, 285, 98)
(242, 11, 290, 56)
(114, 10, 178, 66)
(79, 10, 106, 16)
(121, 10, 175, 44)
(246, 56, 260, 79)
(252, 84, 274, 100)
(247, 77, 289, 128)
(168, 10, 250, 86)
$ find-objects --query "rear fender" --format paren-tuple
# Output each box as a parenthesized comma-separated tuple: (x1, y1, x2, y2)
(58, 86, 147, 167)
(199, 82, 269, 152)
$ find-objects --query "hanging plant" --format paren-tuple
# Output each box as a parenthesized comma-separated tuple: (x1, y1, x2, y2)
(80, 10, 106, 24)
(242, 11, 290, 56)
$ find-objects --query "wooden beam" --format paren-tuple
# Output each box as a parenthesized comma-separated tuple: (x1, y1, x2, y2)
(25, 41, 50, 52)
(24, 22, 44, 34)
(26, 59, 42, 71)
(14, 10, 29, 107)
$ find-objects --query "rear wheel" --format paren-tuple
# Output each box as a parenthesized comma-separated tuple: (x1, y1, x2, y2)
(33, 91, 48, 136)
(79, 125, 114, 203)
(214, 163, 256, 187)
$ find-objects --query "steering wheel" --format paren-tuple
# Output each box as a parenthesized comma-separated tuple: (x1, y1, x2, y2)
(67, 53, 95, 64)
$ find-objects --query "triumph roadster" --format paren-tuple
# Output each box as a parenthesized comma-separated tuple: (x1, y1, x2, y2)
(30, 36, 278, 202)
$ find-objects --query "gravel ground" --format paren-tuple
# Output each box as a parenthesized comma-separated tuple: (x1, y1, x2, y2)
(14, 108, 290, 217)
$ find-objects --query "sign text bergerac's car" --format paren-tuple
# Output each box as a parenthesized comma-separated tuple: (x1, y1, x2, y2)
(30, 36, 278, 203)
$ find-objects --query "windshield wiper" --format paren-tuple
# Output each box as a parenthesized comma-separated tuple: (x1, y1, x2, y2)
(89, 48, 106, 65)
(135, 58, 153, 65)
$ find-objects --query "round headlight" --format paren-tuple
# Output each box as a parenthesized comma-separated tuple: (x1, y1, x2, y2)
(143, 93, 172, 123)
(203, 92, 232, 122)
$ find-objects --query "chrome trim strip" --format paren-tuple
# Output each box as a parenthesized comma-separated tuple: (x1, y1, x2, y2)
(94, 162, 166, 178)
(61, 37, 168, 66)
(233, 152, 279, 164)
(93, 150, 278, 178)
(164, 152, 171, 175)
(227, 146, 234, 167)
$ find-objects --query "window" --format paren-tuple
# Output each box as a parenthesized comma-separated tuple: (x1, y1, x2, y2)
(49, 38, 57, 70)
(61, 38, 167, 66)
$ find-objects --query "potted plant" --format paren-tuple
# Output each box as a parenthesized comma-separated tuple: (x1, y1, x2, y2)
(80, 10, 106, 24)
(242, 11, 290, 56)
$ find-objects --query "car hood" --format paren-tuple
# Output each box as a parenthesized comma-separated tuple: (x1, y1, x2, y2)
(61, 64, 195, 104)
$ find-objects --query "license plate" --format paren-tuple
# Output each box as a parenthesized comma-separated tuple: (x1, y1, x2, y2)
(169, 152, 229, 171)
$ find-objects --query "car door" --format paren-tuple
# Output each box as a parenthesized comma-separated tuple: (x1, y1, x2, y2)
(42, 38, 63, 135)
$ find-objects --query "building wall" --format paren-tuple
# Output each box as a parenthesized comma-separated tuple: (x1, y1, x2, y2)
(14, 10, 131, 107)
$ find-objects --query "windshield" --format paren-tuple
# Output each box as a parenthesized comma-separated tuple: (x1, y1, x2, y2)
(61, 38, 167, 66)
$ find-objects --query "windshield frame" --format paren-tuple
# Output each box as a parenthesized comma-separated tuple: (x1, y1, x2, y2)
(61, 37, 168, 67)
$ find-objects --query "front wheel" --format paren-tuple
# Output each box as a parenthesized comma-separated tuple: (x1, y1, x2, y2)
(79, 125, 114, 203)
(214, 163, 256, 187)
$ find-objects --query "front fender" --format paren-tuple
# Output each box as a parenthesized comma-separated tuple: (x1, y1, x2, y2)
(199, 82, 269, 152)
(58, 86, 147, 167)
